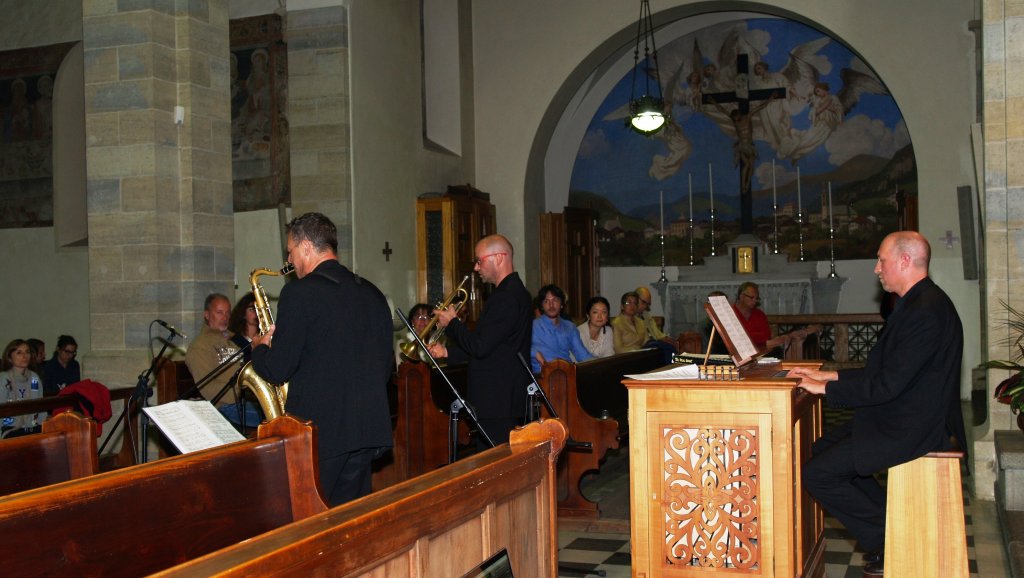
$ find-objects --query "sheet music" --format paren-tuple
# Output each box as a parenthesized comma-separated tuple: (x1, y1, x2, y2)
(624, 364, 700, 380)
(144, 400, 245, 454)
(707, 295, 759, 361)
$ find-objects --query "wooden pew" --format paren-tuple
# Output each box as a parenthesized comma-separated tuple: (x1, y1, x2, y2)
(378, 360, 472, 488)
(538, 348, 663, 518)
(0, 412, 98, 496)
(0, 386, 138, 470)
(154, 418, 568, 578)
(0, 416, 327, 577)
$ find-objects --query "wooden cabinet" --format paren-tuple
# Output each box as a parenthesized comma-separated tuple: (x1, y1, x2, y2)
(624, 364, 825, 577)
(416, 186, 496, 324)
(538, 206, 599, 321)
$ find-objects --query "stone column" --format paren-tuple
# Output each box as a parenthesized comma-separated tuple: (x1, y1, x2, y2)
(286, 4, 352, 263)
(978, 0, 1024, 498)
(82, 0, 232, 428)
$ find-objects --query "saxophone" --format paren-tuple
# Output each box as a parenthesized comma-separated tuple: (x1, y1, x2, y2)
(237, 264, 294, 419)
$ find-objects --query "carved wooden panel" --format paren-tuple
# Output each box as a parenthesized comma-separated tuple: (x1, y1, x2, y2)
(661, 424, 761, 571)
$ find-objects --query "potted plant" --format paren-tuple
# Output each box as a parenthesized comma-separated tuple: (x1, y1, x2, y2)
(986, 300, 1024, 431)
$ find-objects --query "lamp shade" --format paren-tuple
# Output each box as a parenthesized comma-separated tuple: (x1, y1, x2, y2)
(629, 94, 666, 134)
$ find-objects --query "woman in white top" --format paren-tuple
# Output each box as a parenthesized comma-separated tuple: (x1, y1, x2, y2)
(1, 339, 44, 437)
(577, 296, 616, 358)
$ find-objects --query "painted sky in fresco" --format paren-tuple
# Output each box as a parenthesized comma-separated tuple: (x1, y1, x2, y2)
(570, 16, 910, 222)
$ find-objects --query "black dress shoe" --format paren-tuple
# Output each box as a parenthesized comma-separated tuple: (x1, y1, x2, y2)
(862, 550, 883, 564)
(862, 557, 884, 577)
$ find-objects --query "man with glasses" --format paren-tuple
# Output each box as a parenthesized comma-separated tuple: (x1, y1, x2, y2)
(42, 335, 80, 396)
(186, 293, 243, 410)
(429, 234, 532, 445)
(635, 286, 679, 363)
(733, 282, 772, 350)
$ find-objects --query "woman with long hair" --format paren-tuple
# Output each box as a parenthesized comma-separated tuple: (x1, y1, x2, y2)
(577, 296, 615, 358)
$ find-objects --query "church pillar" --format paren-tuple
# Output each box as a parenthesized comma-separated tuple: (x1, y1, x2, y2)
(285, 4, 353, 264)
(82, 1, 232, 412)
(977, 0, 1024, 498)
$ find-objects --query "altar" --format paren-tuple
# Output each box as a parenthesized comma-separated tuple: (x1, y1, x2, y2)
(624, 362, 825, 577)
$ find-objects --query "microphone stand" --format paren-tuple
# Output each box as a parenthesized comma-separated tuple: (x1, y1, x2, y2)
(396, 309, 495, 462)
(98, 328, 179, 464)
(517, 353, 592, 451)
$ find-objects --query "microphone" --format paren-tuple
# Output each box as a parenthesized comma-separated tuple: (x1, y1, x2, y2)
(156, 320, 188, 340)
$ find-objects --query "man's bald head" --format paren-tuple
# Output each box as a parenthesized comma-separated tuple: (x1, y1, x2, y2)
(875, 231, 930, 296)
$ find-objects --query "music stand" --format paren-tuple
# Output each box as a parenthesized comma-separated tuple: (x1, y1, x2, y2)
(395, 308, 495, 461)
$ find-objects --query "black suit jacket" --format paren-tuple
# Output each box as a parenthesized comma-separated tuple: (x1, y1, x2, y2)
(251, 260, 394, 458)
(827, 277, 965, 475)
(445, 272, 533, 425)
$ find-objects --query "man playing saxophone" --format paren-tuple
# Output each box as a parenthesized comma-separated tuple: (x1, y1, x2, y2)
(250, 212, 393, 506)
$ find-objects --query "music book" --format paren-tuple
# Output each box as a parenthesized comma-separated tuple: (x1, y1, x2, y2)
(705, 295, 762, 367)
(143, 400, 245, 454)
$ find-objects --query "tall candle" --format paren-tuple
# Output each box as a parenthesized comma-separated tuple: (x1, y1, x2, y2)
(659, 190, 664, 236)
(688, 173, 693, 218)
(796, 166, 802, 214)
(828, 181, 833, 231)
(708, 163, 714, 211)
(771, 159, 777, 208)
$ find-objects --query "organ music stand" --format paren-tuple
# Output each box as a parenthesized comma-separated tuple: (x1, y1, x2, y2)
(396, 308, 495, 461)
(703, 294, 765, 367)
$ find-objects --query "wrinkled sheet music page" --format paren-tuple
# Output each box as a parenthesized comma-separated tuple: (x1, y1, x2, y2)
(144, 400, 245, 453)
(707, 295, 759, 361)
(624, 364, 700, 380)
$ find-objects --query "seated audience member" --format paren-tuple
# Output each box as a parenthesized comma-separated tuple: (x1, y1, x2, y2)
(43, 335, 81, 396)
(612, 291, 647, 354)
(396, 303, 434, 363)
(228, 292, 259, 363)
(635, 286, 679, 364)
(733, 282, 771, 349)
(185, 293, 250, 424)
(531, 284, 593, 372)
(577, 296, 615, 358)
(1, 339, 44, 437)
(27, 338, 46, 378)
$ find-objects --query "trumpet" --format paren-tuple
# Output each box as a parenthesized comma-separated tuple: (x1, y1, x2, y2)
(399, 275, 470, 362)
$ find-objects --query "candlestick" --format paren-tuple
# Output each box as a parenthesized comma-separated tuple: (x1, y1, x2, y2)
(828, 181, 837, 277)
(688, 173, 694, 266)
(771, 160, 778, 254)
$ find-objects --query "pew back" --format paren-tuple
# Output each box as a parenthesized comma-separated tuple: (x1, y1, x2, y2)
(153, 419, 568, 578)
(0, 416, 326, 578)
(0, 412, 98, 496)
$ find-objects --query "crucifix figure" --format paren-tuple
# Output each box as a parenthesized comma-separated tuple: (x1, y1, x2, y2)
(702, 53, 784, 234)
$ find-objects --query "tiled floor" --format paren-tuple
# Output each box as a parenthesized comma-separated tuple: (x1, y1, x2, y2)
(556, 404, 1011, 577)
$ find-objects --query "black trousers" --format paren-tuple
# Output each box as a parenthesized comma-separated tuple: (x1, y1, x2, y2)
(802, 420, 886, 552)
(320, 447, 385, 507)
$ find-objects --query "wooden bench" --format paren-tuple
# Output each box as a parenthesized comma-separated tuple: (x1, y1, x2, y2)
(0, 386, 138, 470)
(538, 348, 663, 518)
(0, 415, 327, 577)
(153, 418, 568, 577)
(884, 449, 968, 578)
(0, 412, 98, 497)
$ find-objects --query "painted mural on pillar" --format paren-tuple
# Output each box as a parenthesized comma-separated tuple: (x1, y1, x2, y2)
(0, 42, 74, 228)
(569, 16, 915, 266)
(230, 14, 290, 212)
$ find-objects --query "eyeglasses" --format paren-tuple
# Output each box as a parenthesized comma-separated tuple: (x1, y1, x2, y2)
(414, 315, 430, 321)
(61, 349, 77, 357)
(472, 252, 507, 266)
(741, 293, 760, 302)
(639, 298, 651, 306)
